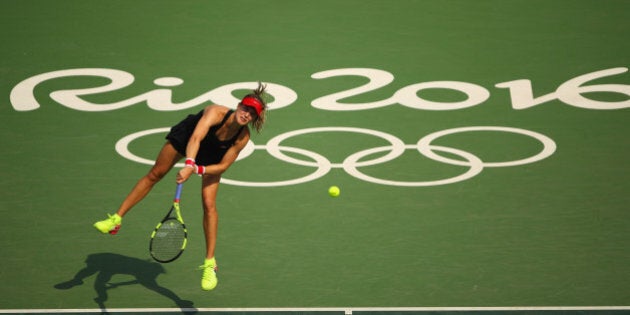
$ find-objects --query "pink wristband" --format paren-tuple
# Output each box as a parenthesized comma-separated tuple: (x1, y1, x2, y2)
(185, 158, 195, 168)
(196, 165, 205, 175)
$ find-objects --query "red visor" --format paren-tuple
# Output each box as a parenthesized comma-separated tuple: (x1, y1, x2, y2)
(241, 96, 263, 116)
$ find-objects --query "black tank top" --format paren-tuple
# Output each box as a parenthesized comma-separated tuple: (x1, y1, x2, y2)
(202, 110, 243, 164)
(166, 109, 244, 166)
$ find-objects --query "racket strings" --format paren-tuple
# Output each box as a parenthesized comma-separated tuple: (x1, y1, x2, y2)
(150, 218, 186, 262)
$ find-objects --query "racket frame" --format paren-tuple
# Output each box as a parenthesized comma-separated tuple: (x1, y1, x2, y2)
(149, 183, 188, 263)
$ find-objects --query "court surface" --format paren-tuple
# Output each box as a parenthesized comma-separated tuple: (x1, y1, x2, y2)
(1, 0, 629, 314)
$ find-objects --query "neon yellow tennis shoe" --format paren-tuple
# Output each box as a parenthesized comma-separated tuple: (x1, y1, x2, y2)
(93, 213, 122, 235)
(199, 257, 218, 291)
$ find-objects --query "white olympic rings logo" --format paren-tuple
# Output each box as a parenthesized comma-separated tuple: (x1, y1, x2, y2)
(115, 126, 556, 187)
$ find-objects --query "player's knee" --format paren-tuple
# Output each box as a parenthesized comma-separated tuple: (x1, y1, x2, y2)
(146, 167, 167, 183)
(202, 200, 218, 215)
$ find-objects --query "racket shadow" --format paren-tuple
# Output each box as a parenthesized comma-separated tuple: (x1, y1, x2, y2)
(54, 252, 196, 313)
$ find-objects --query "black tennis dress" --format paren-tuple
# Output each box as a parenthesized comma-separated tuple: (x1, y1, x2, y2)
(166, 110, 243, 166)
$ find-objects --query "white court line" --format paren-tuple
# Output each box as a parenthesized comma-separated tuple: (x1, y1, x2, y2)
(2, 306, 630, 313)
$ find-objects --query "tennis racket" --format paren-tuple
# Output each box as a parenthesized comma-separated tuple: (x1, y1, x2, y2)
(149, 183, 188, 263)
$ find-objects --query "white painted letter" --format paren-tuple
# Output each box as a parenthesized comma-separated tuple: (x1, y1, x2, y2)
(11, 68, 135, 111)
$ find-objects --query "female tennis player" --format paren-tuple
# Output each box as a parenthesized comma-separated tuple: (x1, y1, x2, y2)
(94, 83, 268, 291)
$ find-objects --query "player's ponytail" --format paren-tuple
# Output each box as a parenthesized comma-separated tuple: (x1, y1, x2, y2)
(245, 82, 268, 133)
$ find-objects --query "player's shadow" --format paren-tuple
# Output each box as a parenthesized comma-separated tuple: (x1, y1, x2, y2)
(54, 252, 196, 313)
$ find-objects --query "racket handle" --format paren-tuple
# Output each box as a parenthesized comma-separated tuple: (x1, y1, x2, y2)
(174, 183, 184, 202)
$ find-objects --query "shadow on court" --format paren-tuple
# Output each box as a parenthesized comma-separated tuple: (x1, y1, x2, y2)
(54, 252, 196, 313)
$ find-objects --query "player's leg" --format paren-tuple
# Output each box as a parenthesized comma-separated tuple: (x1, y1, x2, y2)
(94, 141, 183, 234)
(199, 173, 220, 290)
(116, 142, 182, 217)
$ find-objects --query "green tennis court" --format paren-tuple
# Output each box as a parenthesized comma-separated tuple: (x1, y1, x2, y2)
(1, 0, 629, 313)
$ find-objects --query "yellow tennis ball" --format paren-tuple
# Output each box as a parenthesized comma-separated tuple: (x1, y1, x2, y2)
(328, 186, 340, 197)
